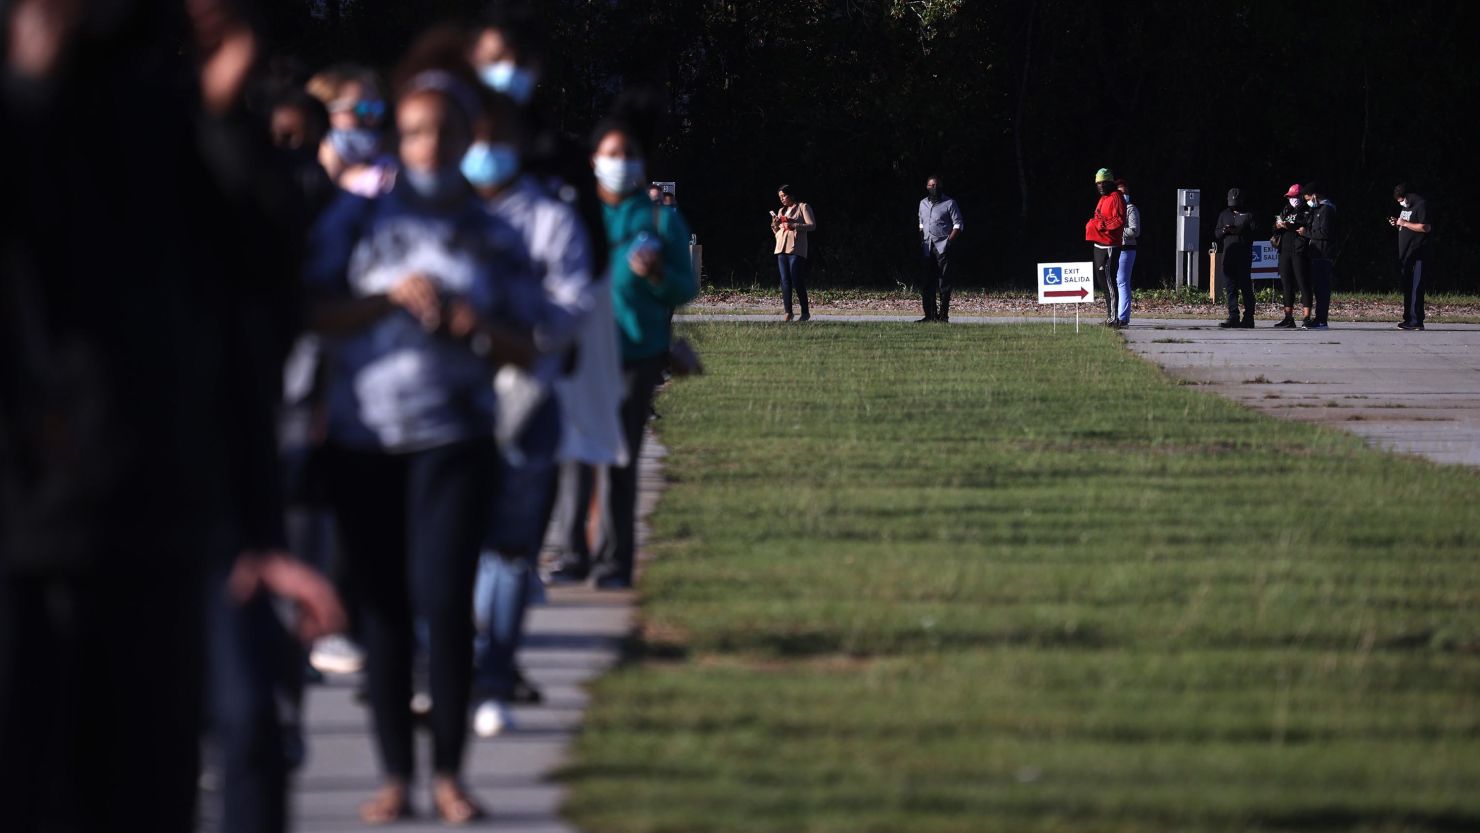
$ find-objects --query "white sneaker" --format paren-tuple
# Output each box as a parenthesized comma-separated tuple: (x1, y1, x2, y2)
(473, 699, 514, 738)
(309, 635, 366, 676)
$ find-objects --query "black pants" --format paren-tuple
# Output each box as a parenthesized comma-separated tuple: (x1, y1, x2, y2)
(0, 572, 205, 833)
(1093, 245, 1121, 322)
(1219, 251, 1255, 321)
(326, 439, 494, 778)
(554, 461, 598, 565)
(1279, 250, 1310, 310)
(1310, 257, 1334, 325)
(1400, 257, 1426, 325)
(596, 354, 668, 584)
(920, 242, 952, 319)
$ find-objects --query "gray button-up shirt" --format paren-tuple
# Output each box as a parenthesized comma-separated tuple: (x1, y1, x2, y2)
(918, 196, 963, 255)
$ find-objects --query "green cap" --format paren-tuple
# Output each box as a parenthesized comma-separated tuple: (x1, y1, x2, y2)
(1094, 168, 1115, 184)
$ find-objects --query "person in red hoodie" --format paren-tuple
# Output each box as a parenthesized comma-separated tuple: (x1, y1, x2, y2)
(1085, 168, 1128, 326)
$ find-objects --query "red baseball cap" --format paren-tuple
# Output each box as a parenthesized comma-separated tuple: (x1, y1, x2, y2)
(1285, 183, 1302, 198)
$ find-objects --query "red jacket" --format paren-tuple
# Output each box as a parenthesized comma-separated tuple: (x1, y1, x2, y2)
(1085, 193, 1127, 245)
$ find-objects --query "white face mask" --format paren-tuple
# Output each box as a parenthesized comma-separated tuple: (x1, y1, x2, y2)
(593, 156, 645, 197)
(1399, 199, 1410, 209)
(1288, 197, 1302, 207)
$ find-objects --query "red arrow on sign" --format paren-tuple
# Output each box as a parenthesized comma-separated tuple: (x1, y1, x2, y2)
(1044, 287, 1088, 299)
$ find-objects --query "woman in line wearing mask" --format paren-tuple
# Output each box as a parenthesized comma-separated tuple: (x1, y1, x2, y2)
(588, 103, 699, 589)
(467, 7, 617, 591)
(1271, 183, 1312, 328)
(303, 51, 546, 824)
(308, 63, 396, 197)
(461, 89, 620, 736)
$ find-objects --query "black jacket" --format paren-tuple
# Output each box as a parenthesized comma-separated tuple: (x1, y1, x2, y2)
(1214, 207, 1257, 252)
(1306, 200, 1338, 260)
(1274, 203, 1310, 256)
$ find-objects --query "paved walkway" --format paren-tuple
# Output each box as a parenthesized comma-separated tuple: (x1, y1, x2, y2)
(205, 440, 667, 832)
(1120, 319, 1480, 467)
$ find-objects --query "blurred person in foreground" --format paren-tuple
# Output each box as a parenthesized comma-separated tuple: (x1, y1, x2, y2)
(308, 62, 395, 197)
(587, 98, 699, 589)
(462, 84, 604, 736)
(0, 2, 342, 832)
(466, 3, 624, 591)
(303, 43, 545, 823)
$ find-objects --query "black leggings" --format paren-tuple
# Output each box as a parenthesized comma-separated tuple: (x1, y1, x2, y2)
(1279, 251, 1310, 310)
(1093, 245, 1121, 321)
(326, 439, 494, 778)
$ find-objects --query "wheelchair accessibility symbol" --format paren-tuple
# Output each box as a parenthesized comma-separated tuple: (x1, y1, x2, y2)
(1043, 267, 1062, 286)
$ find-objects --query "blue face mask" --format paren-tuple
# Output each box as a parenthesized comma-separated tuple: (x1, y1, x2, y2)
(478, 62, 537, 106)
(328, 127, 381, 165)
(461, 142, 521, 190)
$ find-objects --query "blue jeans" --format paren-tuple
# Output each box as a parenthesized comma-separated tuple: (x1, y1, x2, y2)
(473, 397, 561, 699)
(1115, 248, 1135, 323)
(777, 253, 809, 317)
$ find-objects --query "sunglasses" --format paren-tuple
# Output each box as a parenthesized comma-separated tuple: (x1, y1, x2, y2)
(328, 99, 387, 122)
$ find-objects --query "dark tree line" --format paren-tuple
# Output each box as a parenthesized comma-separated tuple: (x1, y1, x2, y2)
(264, 0, 1475, 293)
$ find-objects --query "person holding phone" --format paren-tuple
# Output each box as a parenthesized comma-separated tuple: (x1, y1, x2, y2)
(1389, 183, 1432, 330)
(1214, 188, 1258, 328)
(772, 184, 816, 322)
(1272, 183, 1312, 328)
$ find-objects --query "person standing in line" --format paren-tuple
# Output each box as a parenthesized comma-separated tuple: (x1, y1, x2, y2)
(771, 184, 816, 322)
(1214, 188, 1258, 328)
(304, 62, 545, 824)
(1084, 168, 1126, 327)
(1389, 183, 1432, 330)
(1271, 183, 1311, 328)
(461, 88, 603, 737)
(1114, 178, 1139, 327)
(308, 63, 397, 198)
(917, 174, 963, 323)
(590, 109, 699, 588)
(465, 5, 618, 595)
(1301, 183, 1337, 329)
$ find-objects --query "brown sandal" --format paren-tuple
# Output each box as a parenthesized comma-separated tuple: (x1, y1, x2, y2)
(433, 778, 487, 825)
(359, 781, 414, 824)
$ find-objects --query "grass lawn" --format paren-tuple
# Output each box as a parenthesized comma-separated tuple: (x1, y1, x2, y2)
(561, 322, 1480, 833)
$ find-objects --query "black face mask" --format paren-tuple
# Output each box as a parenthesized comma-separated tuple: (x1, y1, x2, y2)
(927, 187, 940, 201)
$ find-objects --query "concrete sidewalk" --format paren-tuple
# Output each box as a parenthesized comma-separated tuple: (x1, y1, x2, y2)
(201, 440, 669, 832)
(1119, 319, 1480, 467)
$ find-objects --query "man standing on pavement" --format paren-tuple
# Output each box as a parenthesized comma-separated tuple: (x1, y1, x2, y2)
(1214, 188, 1258, 328)
(1301, 183, 1337, 329)
(917, 174, 963, 322)
(1085, 168, 1126, 327)
(1389, 183, 1432, 330)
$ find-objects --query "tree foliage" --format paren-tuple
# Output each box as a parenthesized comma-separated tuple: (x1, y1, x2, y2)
(268, 0, 1475, 292)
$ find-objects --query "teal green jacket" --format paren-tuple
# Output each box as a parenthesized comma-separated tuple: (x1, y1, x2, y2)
(604, 197, 698, 362)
